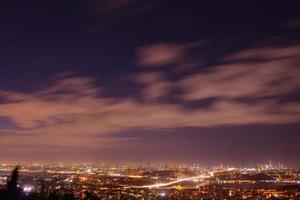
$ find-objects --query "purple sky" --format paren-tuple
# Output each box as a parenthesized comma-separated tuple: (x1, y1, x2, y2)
(0, 0, 300, 166)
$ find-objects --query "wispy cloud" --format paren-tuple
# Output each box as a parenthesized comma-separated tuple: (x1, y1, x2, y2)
(133, 72, 173, 100)
(180, 46, 300, 100)
(137, 43, 186, 67)
(136, 41, 204, 67)
(0, 45, 300, 152)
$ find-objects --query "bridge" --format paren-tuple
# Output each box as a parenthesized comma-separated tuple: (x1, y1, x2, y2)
(125, 174, 211, 189)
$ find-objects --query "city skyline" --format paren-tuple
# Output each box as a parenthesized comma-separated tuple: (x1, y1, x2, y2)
(0, 0, 300, 166)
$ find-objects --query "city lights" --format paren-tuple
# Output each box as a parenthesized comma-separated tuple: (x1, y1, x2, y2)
(1, 163, 300, 199)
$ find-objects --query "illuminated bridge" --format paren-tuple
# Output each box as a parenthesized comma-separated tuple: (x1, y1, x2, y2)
(126, 175, 211, 189)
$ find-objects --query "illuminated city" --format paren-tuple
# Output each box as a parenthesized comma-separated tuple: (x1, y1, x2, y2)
(1, 0, 300, 199)
(1, 163, 300, 199)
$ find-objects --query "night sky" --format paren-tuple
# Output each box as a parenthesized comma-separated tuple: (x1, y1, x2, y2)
(0, 0, 300, 166)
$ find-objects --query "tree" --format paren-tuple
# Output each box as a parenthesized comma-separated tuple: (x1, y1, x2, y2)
(0, 166, 23, 200)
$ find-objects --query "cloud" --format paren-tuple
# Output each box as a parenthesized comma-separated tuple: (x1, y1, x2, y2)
(180, 46, 300, 100)
(136, 42, 204, 67)
(0, 46, 300, 152)
(136, 43, 184, 66)
(225, 46, 300, 61)
(134, 72, 173, 100)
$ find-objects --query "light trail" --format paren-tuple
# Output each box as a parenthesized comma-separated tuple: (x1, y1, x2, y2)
(126, 175, 211, 189)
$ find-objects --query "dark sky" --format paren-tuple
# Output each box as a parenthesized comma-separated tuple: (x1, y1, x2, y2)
(0, 0, 300, 166)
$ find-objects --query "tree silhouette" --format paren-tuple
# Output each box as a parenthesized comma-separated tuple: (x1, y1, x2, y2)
(0, 166, 22, 200)
(7, 166, 19, 191)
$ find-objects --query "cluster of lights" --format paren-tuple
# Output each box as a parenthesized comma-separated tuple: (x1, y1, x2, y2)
(160, 192, 166, 197)
(23, 186, 33, 193)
